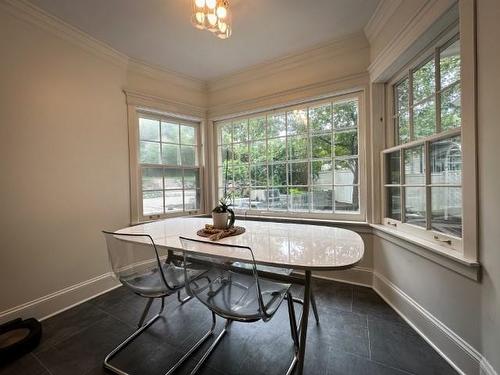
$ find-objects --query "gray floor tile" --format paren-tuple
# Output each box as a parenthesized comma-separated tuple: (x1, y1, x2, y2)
(352, 286, 403, 323)
(0, 354, 49, 375)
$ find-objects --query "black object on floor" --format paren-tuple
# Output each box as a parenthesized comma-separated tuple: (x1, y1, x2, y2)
(0, 318, 42, 366)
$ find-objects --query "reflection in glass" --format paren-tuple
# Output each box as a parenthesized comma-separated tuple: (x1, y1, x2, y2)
(334, 186, 359, 212)
(164, 190, 183, 211)
(387, 187, 401, 221)
(413, 59, 435, 102)
(312, 160, 332, 185)
(312, 187, 333, 212)
(139, 118, 160, 141)
(164, 169, 183, 189)
(142, 168, 163, 191)
(183, 169, 199, 189)
(431, 187, 462, 237)
(440, 39, 460, 88)
(413, 98, 436, 139)
(386, 151, 400, 184)
(288, 187, 309, 211)
(405, 187, 426, 227)
(440, 84, 461, 131)
(269, 187, 287, 211)
(184, 189, 200, 210)
(430, 136, 462, 184)
(143, 191, 163, 215)
(404, 146, 425, 185)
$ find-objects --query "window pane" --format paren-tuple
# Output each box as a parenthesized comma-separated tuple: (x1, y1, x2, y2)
(268, 113, 286, 137)
(430, 136, 462, 185)
(287, 109, 307, 135)
(184, 169, 199, 189)
(269, 187, 287, 211)
(431, 187, 462, 237)
(289, 162, 308, 185)
(232, 189, 250, 209)
(142, 167, 163, 191)
(184, 189, 200, 210)
(334, 186, 359, 212)
(440, 84, 461, 131)
(288, 187, 309, 211)
(387, 187, 401, 221)
(311, 135, 332, 159)
(164, 190, 183, 212)
(250, 164, 267, 187)
(140, 141, 161, 164)
(249, 116, 266, 140)
(267, 137, 286, 162)
(161, 122, 179, 143)
(405, 187, 426, 227)
(269, 163, 287, 186)
(414, 98, 436, 139)
(217, 145, 231, 166)
(233, 163, 249, 188)
(386, 151, 400, 184)
(139, 118, 160, 141)
(143, 191, 163, 215)
(335, 159, 358, 185)
(413, 59, 435, 103)
(219, 122, 232, 145)
(181, 145, 197, 166)
(312, 187, 333, 212)
(250, 140, 267, 163)
(288, 137, 308, 160)
(180, 125, 196, 145)
(312, 160, 333, 185)
(440, 39, 460, 88)
(233, 120, 248, 143)
(162, 144, 179, 165)
(333, 100, 358, 130)
(233, 143, 249, 164)
(334, 131, 358, 156)
(218, 166, 231, 190)
(404, 146, 425, 185)
(309, 104, 332, 133)
(395, 79, 409, 115)
(397, 110, 410, 144)
(164, 169, 183, 189)
(249, 189, 268, 210)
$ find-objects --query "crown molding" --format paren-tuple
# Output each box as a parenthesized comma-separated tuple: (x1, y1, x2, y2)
(207, 32, 369, 93)
(0, 0, 129, 67)
(368, 0, 456, 82)
(364, 0, 402, 44)
(124, 89, 207, 120)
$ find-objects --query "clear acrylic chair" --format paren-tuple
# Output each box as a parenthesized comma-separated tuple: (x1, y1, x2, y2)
(102, 231, 215, 375)
(179, 237, 300, 375)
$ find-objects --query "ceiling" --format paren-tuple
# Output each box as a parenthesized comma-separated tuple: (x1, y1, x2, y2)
(28, 0, 380, 80)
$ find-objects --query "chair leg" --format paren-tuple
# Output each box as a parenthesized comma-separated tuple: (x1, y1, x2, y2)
(291, 291, 320, 325)
(177, 289, 193, 304)
(190, 319, 232, 375)
(138, 298, 154, 328)
(286, 292, 299, 351)
(104, 298, 214, 375)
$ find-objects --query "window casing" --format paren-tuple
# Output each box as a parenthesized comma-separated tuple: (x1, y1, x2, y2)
(383, 30, 463, 252)
(135, 112, 203, 221)
(214, 92, 365, 220)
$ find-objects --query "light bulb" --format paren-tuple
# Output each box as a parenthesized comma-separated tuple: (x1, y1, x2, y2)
(207, 13, 217, 26)
(216, 6, 227, 18)
(194, 0, 205, 7)
(218, 21, 227, 33)
(195, 12, 205, 24)
(206, 0, 216, 9)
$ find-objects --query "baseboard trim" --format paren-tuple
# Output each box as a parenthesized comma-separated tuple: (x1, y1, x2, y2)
(0, 273, 120, 324)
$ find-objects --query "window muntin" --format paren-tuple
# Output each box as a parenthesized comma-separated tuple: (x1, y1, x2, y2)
(385, 34, 462, 246)
(215, 95, 361, 217)
(138, 115, 201, 218)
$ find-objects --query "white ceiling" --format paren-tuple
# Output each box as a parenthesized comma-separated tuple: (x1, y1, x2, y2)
(28, 0, 380, 80)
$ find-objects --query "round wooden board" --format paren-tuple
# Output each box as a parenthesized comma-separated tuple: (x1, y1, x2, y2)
(196, 226, 246, 239)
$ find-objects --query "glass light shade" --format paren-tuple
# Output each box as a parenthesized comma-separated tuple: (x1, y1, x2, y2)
(218, 21, 227, 33)
(216, 5, 227, 18)
(194, 0, 205, 8)
(191, 12, 205, 29)
(206, 0, 216, 9)
(216, 24, 231, 39)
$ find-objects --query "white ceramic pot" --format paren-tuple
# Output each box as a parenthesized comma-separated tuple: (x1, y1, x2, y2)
(212, 212, 230, 229)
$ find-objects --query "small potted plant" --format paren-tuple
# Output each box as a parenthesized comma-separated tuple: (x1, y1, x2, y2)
(212, 196, 235, 229)
(212, 149, 235, 229)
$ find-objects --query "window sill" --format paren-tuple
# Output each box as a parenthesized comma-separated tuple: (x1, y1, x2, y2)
(371, 224, 480, 281)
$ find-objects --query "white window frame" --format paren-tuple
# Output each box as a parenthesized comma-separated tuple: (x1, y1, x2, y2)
(128, 107, 205, 223)
(211, 91, 367, 222)
(381, 21, 477, 262)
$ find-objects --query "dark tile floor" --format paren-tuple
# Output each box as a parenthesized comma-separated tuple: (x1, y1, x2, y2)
(0, 279, 457, 375)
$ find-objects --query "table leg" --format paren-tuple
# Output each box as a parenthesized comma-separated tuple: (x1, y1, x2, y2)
(296, 270, 311, 375)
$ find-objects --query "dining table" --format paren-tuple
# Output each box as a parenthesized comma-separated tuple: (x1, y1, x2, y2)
(117, 216, 365, 375)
